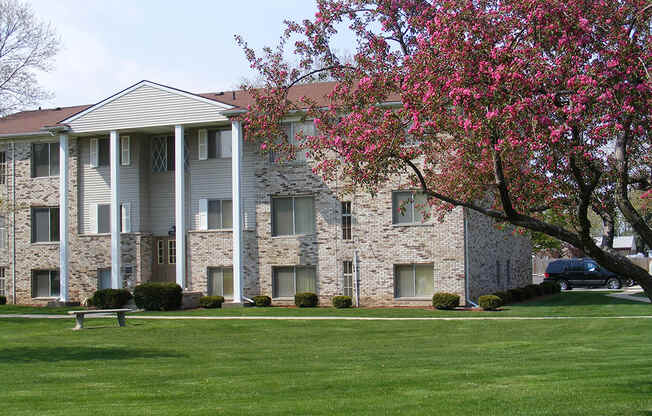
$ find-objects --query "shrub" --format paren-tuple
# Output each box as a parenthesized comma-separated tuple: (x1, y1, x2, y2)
(89, 288, 132, 309)
(134, 282, 183, 311)
(199, 296, 224, 308)
(432, 292, 460, 310)
(541, 281, 561, 294)
(508, 288, 526, 302)
(0, 295, 6, 305)
(332, 295, 352, 309)
(493, 291, 512, 305)
(253, 295, 272, 307)
(294, 292, 319, 307)
(478, 295, 503, 311)
(526, 284, 544, 297)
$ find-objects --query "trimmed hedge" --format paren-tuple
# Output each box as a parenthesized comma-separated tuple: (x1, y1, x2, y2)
(540, 281, 561, 294)
(253, 295, 272, 307)
(508, 288, 526, 302)
(493, 291, 512, 305)
(527, 284, 544, 297)
(199, 296, 224, 308)
(432, 292, 460, 310)
(89, 288, 132, 309)
(0, 295, 6, 305)
(332, 295, 352, 309)
(478, 295, 503, 311)
(134, 282, 183, 311)
(295, 292, 319, 307)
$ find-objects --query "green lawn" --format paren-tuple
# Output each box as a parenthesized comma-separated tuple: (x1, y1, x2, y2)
(1, 291, 650, 318)
(1, 293, 651, 415)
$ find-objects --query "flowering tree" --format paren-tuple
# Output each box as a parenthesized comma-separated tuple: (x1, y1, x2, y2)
(236, 0, 652, 296)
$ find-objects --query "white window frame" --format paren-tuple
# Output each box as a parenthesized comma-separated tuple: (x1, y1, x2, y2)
(31, 270, 59, 298)
(206, 267, 234, 298)
(271, 195, 315, 236)
(0, 215, 6, 249)
(92, 203, 130, 234)
(157, 240, 165, 264)
(31, 142, 59, 177)
(31, 207, 59, 243)
(341, 201, 352, 240)
(199, 198, 233, 230)
(272, 266, 317, 298)
(392, 191, 428, 225)
(198, 129, 231, 160)
(342, 260, 353, 297)
(168, 240, 176, 264)
(394, 264, 434, 299)
(0, 267, 5, 297)
(121, 136, 131, 166)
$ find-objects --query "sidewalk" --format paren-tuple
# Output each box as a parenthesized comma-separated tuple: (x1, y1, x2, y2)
(1, 314, 651, 321)
(607, 289, 650, 303)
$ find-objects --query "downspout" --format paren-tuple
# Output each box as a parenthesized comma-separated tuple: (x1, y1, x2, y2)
(11, 141, 16, 304)
(463, 209, 478, 308)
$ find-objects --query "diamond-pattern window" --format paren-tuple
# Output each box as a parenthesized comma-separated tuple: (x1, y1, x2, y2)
(152, 135, 189, 172)
(152, 136, 167, 173)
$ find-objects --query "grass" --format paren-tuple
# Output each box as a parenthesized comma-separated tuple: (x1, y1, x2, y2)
(0, 314, 651, 415)
(1, 291, 650, 318)
(131, 291, 651, 317)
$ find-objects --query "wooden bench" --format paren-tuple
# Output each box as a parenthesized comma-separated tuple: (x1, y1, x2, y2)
(67, 309, 131, 330)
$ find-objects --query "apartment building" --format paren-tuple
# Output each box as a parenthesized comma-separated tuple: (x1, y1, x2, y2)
(0, 80, 532, 306)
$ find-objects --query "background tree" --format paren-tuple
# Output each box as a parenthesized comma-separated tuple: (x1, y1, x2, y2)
(0, 0, 59, 116)
(237, 0, 652, 297)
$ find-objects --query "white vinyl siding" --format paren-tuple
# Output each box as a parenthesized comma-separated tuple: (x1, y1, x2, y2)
(66, 84, 230, 133)
(189, 136, 257, 231)
(79, 138, 142, 234)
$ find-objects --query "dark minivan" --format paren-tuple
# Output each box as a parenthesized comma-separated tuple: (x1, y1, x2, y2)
(544, 258, 627, 290)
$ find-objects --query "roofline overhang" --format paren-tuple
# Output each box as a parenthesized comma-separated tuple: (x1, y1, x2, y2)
(0, 131, 54, 139)
(60, 80, 236, 124)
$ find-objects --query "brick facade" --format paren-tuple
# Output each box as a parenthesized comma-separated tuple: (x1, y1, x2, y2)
(0, 137, 531, 307)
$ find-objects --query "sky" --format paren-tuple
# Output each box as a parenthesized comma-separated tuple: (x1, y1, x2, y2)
(27, 0, 346, 108)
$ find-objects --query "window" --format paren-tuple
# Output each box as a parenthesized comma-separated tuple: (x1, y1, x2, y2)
(392, 191, 428, 224)
(0, 267, 5, 297)
(207, 267, 234, 298)
(198, 129, 231, 160)
(93, 203, 130, 233)
(584, 261, 598, 272)
(394, 264, 434, 298)
(31, 270, 59, 298)
(0, 151, 6, 184)
(0, 215, 6, 249)
(157, 241, 165, 264)
(168, 240, 176, 264)
(272, 196, 315, 236)
(272, 266, 317, 298)
(342, 260, 353, 297)
(98, 268, 111, 290)
(270, 121, 314, 163)
(31, 207, 59, 243)
(341, 201, 352, 240)
(200, 199, 232, 230)
(31, 142, 59, 177)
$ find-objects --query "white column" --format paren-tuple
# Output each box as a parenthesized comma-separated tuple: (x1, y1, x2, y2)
(174, 125, 186, 289)
(110, 130, 121, 289)
(231, 120, 243, 303)
(59, 134, 69, 302)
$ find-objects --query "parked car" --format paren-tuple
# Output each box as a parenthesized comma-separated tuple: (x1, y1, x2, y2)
(544, 258, 626, 290)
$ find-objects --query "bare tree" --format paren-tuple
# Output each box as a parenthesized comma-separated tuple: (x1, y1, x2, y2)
(0, 0, 59, 116)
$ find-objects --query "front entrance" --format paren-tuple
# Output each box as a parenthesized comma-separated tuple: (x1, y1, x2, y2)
(152, 237, 176, 283)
